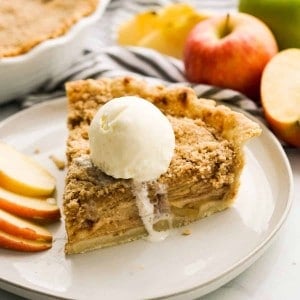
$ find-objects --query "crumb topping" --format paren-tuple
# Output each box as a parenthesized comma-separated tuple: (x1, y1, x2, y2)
(0, 0, 98, 57)
(165, 116, 235, 189)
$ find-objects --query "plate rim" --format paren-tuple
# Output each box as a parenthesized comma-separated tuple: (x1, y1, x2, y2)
(0, 97, 294, 300)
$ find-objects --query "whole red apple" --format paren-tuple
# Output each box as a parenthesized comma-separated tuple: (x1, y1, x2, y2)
(184, 13, 278, 101)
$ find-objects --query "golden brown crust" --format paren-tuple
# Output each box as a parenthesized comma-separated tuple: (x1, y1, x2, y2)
(0, 0, 98, 58)
(65, 77, 261, 149)
(63, 76, 261, 254)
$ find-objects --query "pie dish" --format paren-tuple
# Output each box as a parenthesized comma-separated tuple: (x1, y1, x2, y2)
(0, 0, 110, 104)
(0, 0, 98, 58)
(63, 76, 262, 254)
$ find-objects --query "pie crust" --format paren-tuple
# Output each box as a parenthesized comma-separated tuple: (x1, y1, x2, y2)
(63, 76, 261, 254)
(0, 0, 98, 58)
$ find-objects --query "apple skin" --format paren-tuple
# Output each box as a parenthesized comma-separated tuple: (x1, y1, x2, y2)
(239, 0, 300, 50)
(0, 230, 52, 252)
(0, 209, 52, 242)
(260, 48, 300, 147)
(0, 187, 61, 222)
(264, 115, 300, 147)
(183, 12, 278, 101)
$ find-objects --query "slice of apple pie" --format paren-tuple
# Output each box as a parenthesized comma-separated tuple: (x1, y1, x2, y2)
(63, 76, 261, 254)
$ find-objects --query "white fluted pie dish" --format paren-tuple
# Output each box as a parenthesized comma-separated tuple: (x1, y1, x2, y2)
(0, 0, 110, 104)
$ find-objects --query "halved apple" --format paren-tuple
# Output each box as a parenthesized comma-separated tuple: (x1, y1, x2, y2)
(0, 229, 51, 252)
(261, 48, 300, 147)
(0, 187, 60, 221)
(0, 142, 56, 197)
(0, 209, 52, 242)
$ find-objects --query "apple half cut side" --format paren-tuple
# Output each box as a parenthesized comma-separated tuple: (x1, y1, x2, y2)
(0, 230, 52, 252)
(0, 187, 61, 222)
(0, 209, 52, 242)
(261, 48, 300, 147)
(0, 142, 56, 197)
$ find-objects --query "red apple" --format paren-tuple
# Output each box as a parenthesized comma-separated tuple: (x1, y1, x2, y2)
(184, 12, 278, 101)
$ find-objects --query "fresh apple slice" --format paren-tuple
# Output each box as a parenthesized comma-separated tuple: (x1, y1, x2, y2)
(0, 209, 52, 242)
(0, 187, 60, 221)
(261, 48, 300, 147)
(0, 142, 56, 197)
(0, 229, 51, 252)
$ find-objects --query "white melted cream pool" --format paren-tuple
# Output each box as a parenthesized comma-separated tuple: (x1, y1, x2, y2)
(132, 181, 172, 242)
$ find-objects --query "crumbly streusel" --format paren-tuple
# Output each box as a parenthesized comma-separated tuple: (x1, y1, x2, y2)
(0, 0, 98, 57)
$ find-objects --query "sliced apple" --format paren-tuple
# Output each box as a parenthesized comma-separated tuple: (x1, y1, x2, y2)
(0, 142, 56, 197)
(0, 187, 60, 221)
(0, 229, 51, 252)
(0, 209, 52, 242)
(261, 48, 300, 147)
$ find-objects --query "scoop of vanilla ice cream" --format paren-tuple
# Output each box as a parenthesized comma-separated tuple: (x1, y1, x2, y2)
(88, 96, 175, 182)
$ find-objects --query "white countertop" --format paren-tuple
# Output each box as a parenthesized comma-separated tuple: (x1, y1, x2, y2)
(0, 103, 299, 300)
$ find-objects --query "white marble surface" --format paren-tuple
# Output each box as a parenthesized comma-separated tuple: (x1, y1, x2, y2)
(0, 104, 299, 299)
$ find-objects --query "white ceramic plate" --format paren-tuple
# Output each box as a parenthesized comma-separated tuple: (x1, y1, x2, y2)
(0, 98, 293, 300)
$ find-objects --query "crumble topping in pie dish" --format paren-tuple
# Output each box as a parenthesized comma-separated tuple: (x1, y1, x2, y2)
(63, 76, 262, 254)
(0, 0, 98, 58)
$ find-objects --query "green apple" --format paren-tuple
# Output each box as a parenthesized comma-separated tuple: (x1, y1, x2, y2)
(239, 0, 300, 50)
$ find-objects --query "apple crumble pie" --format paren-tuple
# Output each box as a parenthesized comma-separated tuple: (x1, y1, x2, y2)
(63, 76, 261, 254)
(0, 0, 98, 57)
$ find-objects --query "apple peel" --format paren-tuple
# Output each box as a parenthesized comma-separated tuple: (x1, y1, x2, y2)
(0, 187, 61, 221)
(0, 229, 52, 252)
(261, 48, 300, 147)
(0, 209, 52, 242)
(184, 12, 278, 101)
